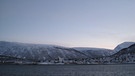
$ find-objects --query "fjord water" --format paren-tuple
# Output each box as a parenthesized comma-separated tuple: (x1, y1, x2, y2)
(0, 64, 135, 76)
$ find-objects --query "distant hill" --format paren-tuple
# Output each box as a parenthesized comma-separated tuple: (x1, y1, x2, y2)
(0, 41, 135, 64)
(114, 42, 135, 52)
(112, 43, 135, 57)
(74, 47, 113, 58)
(0, 41, 114, 60)
(0, 41, 87, 61)
(109, 42, 135, 63)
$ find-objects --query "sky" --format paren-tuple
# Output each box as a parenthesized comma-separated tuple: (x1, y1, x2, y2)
(0, 0, 135, 49)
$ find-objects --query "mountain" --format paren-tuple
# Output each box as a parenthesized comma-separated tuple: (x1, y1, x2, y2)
(0, 41, 87, 61)
(112, 43, 135, 57)
(84, 42, 135, 64)
(109, 42, 135, 63)
(0, 41, 114, 60)
(1, 41, 135, 64)
(74, 47, 113, 58)
(114, 42, 135, 52)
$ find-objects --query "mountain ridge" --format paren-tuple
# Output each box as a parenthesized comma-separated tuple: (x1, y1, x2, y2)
(0, 41, 135, 64)
(0, 41, 113, 60)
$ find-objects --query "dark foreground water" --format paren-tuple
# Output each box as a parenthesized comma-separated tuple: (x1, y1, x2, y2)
(0, 64, 135, 76)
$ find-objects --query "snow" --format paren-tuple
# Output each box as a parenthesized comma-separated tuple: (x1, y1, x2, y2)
(0, 41, 87, 60)
(74, 47, 112, 51)
(1, 41, 134, 62)
(74, 47, 113, 57)
(114, 42, 135, 52)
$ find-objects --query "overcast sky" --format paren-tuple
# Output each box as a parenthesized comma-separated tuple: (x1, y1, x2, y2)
(0, 0, 135, 49)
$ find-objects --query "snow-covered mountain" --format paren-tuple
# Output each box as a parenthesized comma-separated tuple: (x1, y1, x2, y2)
(0, 41, 135, 64)
(74, 47, 113, 58)
(0, 41, 114, 60)
(110, 43, 135, 63)
(113, 43, 135, 56)
(0, 41, 87, 61)
(114, 42, 135, 53)
(83, 42, 135, 64)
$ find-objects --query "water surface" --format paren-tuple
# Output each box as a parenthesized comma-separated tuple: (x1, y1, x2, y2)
(0, 64, 135, 76)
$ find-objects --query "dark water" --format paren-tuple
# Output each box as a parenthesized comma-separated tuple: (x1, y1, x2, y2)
(0, 64, 135, 76)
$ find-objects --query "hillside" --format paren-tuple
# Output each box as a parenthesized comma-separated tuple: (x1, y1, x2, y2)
(0, 41, 135, 64)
